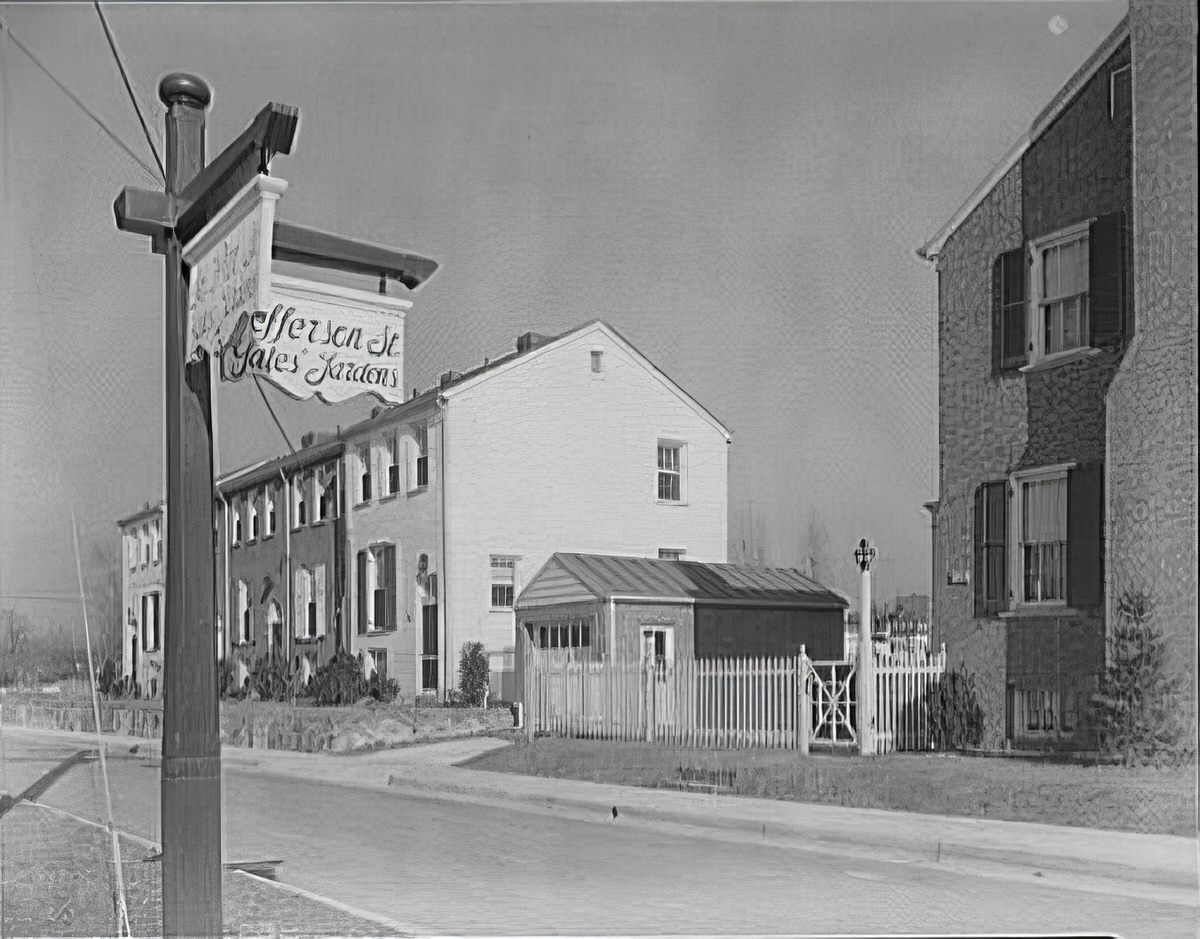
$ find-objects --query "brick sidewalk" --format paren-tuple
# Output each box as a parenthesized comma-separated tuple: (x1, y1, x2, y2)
(0, 801, 408, 937)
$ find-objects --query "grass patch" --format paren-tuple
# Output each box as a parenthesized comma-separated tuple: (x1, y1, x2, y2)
(462, 736, 1197, 836)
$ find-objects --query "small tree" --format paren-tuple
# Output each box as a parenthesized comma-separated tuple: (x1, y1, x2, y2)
(457, 641, 489, 707)
(1091, 590, 1191, 767)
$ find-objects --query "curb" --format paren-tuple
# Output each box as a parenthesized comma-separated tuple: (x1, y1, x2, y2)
(382, 772, 1199, 902)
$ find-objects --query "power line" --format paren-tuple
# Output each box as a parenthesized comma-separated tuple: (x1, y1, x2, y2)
(0, 15, 160, 184)
(93, 1, 164, 183)
(253, 372, 297, 454)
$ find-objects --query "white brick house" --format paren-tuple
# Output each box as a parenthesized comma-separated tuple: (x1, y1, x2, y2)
(341, 320, 731, 700)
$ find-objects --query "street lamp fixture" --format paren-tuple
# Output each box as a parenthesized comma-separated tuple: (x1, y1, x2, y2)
(855, 538, 876, 572)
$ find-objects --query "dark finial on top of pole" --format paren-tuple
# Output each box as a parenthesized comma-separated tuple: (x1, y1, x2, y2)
(159, 73, 212, 109)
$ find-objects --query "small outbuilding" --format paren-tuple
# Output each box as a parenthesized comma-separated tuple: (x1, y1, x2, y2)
(515, 552, 849, 668)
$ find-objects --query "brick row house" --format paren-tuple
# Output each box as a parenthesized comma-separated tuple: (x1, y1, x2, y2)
(117, 502, 166, 697)
(125, 320, 731, 702)
(920, 5, 1196, 748)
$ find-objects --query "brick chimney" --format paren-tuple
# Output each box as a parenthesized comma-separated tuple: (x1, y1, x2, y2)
(516, 331, 553, 354)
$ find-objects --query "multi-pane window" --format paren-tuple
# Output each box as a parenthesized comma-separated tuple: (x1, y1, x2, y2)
(993, 248, 1027, 371)
(537, 619, 592, 650)
(356, 545, 395, 633)
(1018, 474, 1067, 604)
(387, 432, 401, 495)
(295, 566, 326, 639)
(358, 444, 373, 502)
(657, 444, 682, 501)
(490, 556, 515, 609)
(293, 473, 307, 527)
(590, 350, 604, 373)
(1037, 230, 1089, 357)
(412, 423, 429, 489)
(658, 548, 685, 561)
(1012, 687, 1074, 736)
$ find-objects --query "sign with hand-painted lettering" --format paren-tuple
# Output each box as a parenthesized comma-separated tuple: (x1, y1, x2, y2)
(183, 174, 287, 355)
(219, 274, 411, 404)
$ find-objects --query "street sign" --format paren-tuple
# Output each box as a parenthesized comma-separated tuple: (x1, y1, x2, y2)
(219, 274, 411, 404)
(182, 174, 287, 355)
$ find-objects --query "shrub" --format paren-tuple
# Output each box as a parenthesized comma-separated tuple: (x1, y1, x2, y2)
(931, 665, 985, 751)
(249, 655, 296, 702)
(309, 651, 369, 706)
(367, 670, 401, 704)
(457, 641, 489, 707)
(1091, 590, 1192, 767)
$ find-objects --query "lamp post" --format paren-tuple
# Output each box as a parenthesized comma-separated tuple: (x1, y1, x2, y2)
(854, 538, 876, 756)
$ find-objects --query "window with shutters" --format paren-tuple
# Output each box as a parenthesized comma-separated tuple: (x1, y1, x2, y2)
(357, 544, 395, 633)
(386, 431, 401, 495)
(317, 462, 338, 521)
(248, 495, 259, 541)
(1006, 463, 1103, 611)
(142, 524, 151, 566)
(237, 580, 252, 644)
(141, 592, 161, 652)
(293, 473, 307, 528)
(1023, 214, 1126, 371)
(358, 444, 373, 503)
(410, 423, 429, 491)
(1014, 470, 1068, 605)
(973, 481, 1007, 617)
(265, 486, 276, 537)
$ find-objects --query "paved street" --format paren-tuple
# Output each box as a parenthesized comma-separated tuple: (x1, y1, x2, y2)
(3, 730, 1197, 937)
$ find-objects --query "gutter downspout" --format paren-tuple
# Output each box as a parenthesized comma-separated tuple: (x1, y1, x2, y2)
(220, 494, 230, 665)
(281, 470, 291, 671)
(438, 395, 449, 700)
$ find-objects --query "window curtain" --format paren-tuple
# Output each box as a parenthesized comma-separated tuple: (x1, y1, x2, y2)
(1022, 477, 1066, 542)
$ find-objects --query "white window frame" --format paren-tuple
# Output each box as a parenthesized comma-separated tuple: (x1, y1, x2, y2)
(248, 495, 259, 541)
(410, 423, 429, 492)
(237, 579, 252, 644)
(1009, 463, 1073, 610)
(357, 443, 373, 504)
(292, 473, 307, 528)
(152, 519, 162, 563)
(264, 485, 276, 537)
(590, 348, 605, 375)
(1026, 222, 1091, 368)
(656, 440, 686, 504)
(657, 548, 686, 561)
(386, 431, 401, 495)
(317, 461, 338, 522)
(142, 524, 151, 566)
(489, 555, 517, 610)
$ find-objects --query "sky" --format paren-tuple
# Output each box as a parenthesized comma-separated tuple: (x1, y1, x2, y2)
(0, 0, 1131, 626)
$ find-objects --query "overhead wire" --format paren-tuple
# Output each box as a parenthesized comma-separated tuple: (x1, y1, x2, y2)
(0, 14, 160, 185)
(93, 1, 164, 183)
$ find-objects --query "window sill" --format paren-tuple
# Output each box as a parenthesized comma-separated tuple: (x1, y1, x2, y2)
(655, 499, 688, 507)
(353, 500, 371, 510)
(999, 606, 1082, 619)
(407, 486, 428, 497)
(489, 607, 514, 614)
(1018, 347, 1101, 374)
(364, 629, 396, 637)
(379, 492, 400, 503)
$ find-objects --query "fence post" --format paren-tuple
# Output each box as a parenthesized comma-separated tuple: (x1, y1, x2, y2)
(799, 649, 810, 756)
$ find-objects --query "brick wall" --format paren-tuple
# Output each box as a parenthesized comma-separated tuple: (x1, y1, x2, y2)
(1107, 0, 1198, 698)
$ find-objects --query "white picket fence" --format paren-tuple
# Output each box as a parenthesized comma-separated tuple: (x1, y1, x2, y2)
(520, 633, 947, 753)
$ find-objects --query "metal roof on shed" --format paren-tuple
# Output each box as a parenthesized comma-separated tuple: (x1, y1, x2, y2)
(517, 553, 848, 610)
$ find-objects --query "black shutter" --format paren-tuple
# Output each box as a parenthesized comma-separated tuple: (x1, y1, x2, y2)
(1089, 212, 1126, 347)
(1001, 249, 1028, 369)
(986, 481, 1008, 614)
(1067, 463, 1104, 609)
(356, 550, 368, 634)
(973, 487, 985, 618)
(991, 256, 1004, 375)
(382, 545, 396, 630)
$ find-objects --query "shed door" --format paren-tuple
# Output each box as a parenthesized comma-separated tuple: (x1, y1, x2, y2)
(642, 626, 675, 730)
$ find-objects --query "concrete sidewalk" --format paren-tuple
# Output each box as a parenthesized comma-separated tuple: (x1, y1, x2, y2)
(9, 725, 1198, 908)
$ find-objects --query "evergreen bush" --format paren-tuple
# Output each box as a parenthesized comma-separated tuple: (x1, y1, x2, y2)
(1091, 590, 1192, 767)
(309, 651, 369, 706)
(457, 641, 490, 707)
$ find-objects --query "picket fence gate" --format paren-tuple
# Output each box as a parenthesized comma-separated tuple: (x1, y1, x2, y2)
(520, 634, 947, 754)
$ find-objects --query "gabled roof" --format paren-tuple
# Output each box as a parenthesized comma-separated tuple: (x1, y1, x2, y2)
(517, 552, 848, 611)
(440, 320, 732, 440)
(917, 16, 1129, 262)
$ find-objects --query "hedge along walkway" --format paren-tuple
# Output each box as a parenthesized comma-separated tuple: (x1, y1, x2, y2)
(462, 737, 1197, 837)
(0, 692, 514, 754)
(0, 801, 408, 937)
